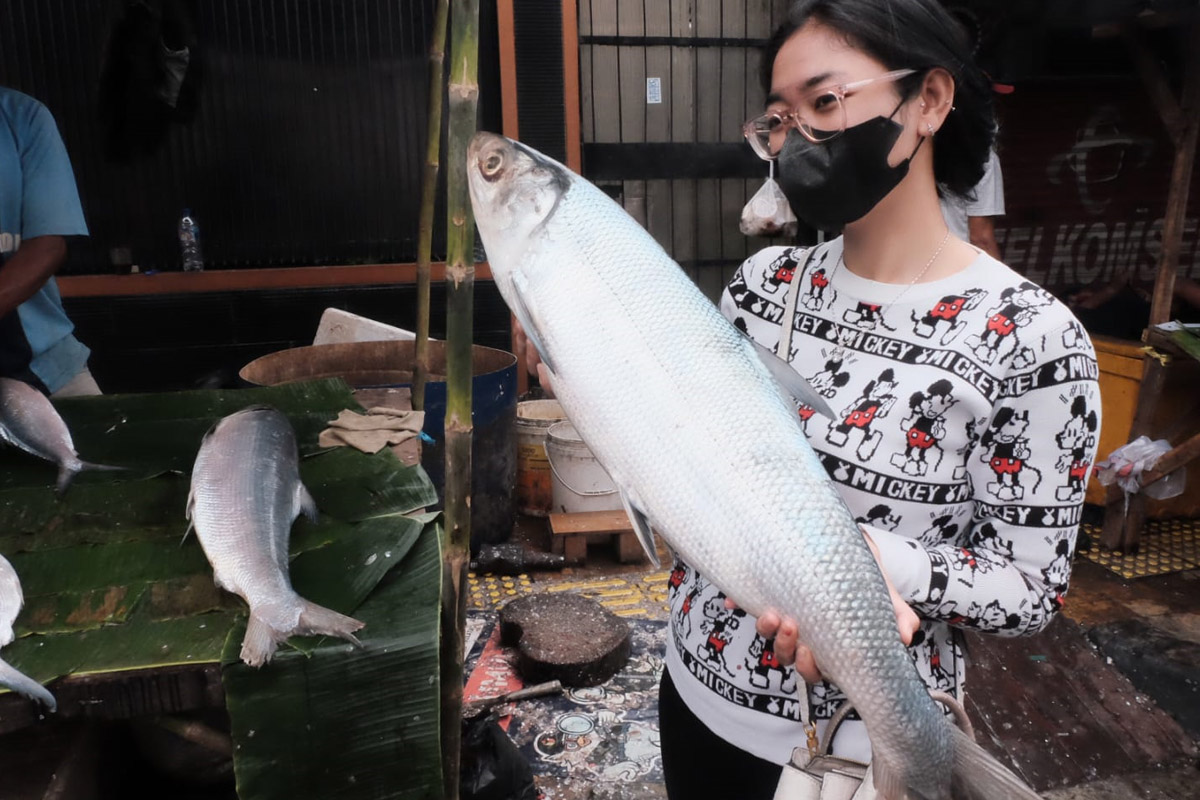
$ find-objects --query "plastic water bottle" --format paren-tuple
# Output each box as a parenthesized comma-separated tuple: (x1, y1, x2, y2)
(178, 209, 204, 272)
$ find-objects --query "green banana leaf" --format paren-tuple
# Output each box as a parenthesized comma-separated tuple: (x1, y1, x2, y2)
(0, 380, 444, 799)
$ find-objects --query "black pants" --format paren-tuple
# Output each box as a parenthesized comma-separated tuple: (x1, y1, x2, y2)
(659, 669, 783, 800)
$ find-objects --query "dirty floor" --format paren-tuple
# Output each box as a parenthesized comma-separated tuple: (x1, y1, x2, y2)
(465, 516, 1200, 799)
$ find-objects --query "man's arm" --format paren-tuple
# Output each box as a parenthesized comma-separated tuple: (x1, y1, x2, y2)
(967, 215, 1002, 260)
(0, 235, 67, 318)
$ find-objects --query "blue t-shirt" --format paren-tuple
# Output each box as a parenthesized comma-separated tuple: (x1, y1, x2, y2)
(0, 87, 89, 393)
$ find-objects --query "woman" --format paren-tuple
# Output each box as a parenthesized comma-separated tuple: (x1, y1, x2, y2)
(658, 1, 1101, 798)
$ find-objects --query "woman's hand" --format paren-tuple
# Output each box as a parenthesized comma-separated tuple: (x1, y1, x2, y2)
(732, 531, 920, 684)
(512, 319, 555, 397)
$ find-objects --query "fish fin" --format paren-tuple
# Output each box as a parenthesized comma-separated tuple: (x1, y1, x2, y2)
(618, 489, 661, 569)
(870, 759, 908, 800)
(296, 483, 319, 524)
(510, 270, 557, 374)
(0, 657, 57, 712)
(54, 464, 79, 497)
(240, 611, 286, 668)
(949, 724, 1041, 800)
(296, 599, 365, 646)
(746, 335, 835, 419)
(180, 520, 194, 545)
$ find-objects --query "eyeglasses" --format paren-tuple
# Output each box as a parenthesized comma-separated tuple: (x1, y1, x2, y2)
(742, 69, 918, 161)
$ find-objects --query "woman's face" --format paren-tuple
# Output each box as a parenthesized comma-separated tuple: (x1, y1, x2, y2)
(767, 21, 919, 165)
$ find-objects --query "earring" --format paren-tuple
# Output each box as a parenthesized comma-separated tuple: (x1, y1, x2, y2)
(927, 123, 935, 135)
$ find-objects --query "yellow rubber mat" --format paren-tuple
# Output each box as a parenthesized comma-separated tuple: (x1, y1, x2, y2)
(468, 569, 672, 619)
(1079, 518, 1200, 579)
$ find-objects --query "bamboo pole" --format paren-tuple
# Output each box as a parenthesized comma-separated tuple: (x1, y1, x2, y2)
(413, 0, 450, 411)
(439, 0, 479, 796)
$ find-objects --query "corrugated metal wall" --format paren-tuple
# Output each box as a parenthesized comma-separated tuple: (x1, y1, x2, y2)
(578, 0, 795, 302)
(0, 0, 501, 275)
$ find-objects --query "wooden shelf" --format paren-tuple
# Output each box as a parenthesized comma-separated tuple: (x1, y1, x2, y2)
(57, 261, 492, 298)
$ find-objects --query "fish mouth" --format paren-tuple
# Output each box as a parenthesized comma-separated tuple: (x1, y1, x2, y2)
(470, 132, 511, 183)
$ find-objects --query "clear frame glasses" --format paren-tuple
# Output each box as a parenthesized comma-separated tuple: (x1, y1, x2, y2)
(742, 68, 918, 161)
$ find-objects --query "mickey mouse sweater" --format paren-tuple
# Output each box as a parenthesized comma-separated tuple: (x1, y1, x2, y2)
(665, 237, 1101, 765)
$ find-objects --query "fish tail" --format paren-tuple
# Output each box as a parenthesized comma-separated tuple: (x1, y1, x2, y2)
(55, 461, 126, 496)
(949, 724, 1041, 800)
(240, 601, 364, 667)
(0, 657, 57, 712)
(296, 599, 365, 647)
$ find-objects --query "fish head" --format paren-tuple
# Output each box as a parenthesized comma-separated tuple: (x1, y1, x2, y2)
(467, 132, 571, 278)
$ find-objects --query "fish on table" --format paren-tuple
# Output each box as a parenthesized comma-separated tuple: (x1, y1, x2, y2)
(187, 405, 364, 667)
(0, 554, 56, 711)
(0, 376, 122, 495)
(466, 132, 1039, 800)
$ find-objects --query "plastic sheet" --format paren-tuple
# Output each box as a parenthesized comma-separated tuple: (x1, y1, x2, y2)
(1095, 436, 1186, 500)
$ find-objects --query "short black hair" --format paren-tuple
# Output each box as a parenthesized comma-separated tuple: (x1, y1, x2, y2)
(761, 0, 995, 198)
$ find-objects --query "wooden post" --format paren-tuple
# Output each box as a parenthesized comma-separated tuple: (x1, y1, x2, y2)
(1101, 18, 1200, 551)
(496, 0, 528, 398)
(413, 0, 451, 411)
(440, 0, 479, 796)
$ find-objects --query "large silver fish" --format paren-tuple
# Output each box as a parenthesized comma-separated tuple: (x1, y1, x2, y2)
(467, 132, 1039, 800)
(0, 377, 121, 495)
(0, 553, 57, 711)
(187, 406, 364, 667)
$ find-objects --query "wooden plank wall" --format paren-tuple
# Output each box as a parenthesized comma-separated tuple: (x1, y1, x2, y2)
(578, 0, 792, 301)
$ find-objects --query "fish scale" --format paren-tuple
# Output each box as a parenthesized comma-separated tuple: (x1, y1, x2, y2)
(469, 132, 1041, 800)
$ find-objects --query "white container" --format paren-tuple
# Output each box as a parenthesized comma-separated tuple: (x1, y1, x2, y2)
(514, 399, 567, 516)
(545, 420, 622, 514)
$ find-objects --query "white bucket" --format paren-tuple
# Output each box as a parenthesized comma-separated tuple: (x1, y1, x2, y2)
(545, 420, 623, 514)
(514, 399, 568, 516)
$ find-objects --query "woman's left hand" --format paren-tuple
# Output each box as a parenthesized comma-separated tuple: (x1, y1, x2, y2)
(729, 531, 920, 683)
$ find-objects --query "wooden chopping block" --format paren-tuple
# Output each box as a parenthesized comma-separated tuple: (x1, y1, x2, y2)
(498, 593, 632, 688)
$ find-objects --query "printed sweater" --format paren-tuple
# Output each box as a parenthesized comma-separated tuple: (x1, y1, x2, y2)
(665, 237, 1101, 765)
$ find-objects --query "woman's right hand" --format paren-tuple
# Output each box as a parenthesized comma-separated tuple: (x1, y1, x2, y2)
(512, 319, 555, 397)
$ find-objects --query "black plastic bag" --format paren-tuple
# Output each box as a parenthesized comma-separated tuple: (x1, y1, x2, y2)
(461, 714, 539, 800)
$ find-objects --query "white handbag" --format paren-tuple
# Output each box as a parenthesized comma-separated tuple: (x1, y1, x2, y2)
(773, 691, 973, 800)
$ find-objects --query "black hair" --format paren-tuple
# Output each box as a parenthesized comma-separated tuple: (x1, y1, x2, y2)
(760, 0, 995, 197)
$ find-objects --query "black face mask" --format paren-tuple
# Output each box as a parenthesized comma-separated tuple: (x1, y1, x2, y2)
(776, 101, 923, 230)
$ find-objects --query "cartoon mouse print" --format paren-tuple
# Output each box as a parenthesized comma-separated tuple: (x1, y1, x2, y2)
(762, 250, 802, 296)
(965, 281, 1054, 368)
(1042, 538, 1072, 592)
(746, 634, 798, 694)
(910, 289, 987, 345)
(698, 595, 745, 673)
(890, 378, 957, 476)
(1054, 395, 1099, 502)
(827, 369, 898, 461)
(971, 521, 1014, 560)
(843, 300, 893, 332)
(856, 503, 901, 532)
(918, 513, 961, 547)
(796, 350, 852, 431)
(978, 407, 1041, 501)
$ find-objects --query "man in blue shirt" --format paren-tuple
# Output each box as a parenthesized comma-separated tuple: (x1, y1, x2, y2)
(0, 86, 97, 397)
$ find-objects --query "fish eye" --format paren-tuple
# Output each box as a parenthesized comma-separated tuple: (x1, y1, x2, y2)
(482, 151, 505, 179)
